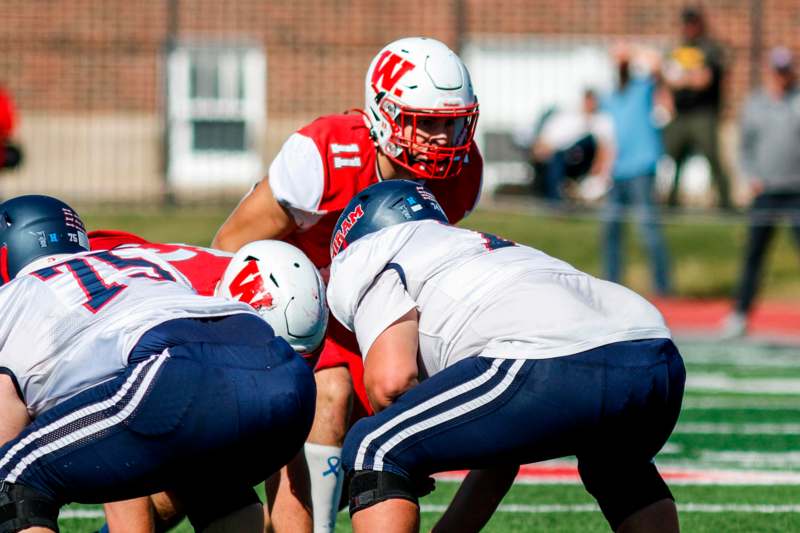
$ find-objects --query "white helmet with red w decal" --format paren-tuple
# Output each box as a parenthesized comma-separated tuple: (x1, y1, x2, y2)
(364, 36, 479, 180)
(216, 240, 328, 354)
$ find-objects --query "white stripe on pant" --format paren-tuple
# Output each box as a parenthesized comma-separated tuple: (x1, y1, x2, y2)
(355, 358, 525, 471)
(1, 353, 168, 483)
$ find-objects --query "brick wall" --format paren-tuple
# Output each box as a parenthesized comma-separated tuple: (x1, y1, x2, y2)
(4, 1, 798, 116)
(0, 0, 797, 202)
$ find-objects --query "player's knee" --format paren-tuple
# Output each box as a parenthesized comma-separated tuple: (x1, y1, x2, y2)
(578, 459, 673, 531)
(340, 415, 382, 475)
(347, 470, 418, 516)
(315, 366, 354, 413)
(0, 481, 60, 533)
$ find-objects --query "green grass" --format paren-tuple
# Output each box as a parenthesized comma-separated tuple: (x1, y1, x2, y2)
(59, 484, 800, 532)
(56, 337, 800, 532)
(83, 209, 230, 248)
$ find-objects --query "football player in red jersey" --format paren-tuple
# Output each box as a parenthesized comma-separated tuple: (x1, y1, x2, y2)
(212, 36, 483, 532)
(88, 231, 328, 533)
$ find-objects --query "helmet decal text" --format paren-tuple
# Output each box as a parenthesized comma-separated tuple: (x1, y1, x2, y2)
(330, 203, 365, 256)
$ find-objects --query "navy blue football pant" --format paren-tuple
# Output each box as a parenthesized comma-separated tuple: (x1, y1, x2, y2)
(342, 338, 685, 530)
(0, 313, 316, 529)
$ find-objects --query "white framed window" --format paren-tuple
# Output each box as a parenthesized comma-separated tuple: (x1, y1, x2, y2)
(167, 41, 266, 187)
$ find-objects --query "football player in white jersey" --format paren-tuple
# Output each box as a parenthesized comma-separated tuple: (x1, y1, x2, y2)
(84, 235, 327, 533)
(326, 181, 685, 533)
(0, 195, 316, 533)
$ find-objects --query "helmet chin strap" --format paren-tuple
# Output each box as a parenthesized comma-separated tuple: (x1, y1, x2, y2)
(374, 158, 385, 182)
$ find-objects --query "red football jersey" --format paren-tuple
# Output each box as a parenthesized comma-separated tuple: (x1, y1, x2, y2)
(266, 112, 483, 420)
(267, 113, 483, 269)
(88, 230, 232, 297)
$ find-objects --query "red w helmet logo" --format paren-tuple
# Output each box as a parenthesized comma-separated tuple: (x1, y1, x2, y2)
(228, 260, 274, 310)
(371, 51, 416, 98)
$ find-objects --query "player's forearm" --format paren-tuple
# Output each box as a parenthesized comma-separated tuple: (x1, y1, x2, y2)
(431, 465, 519, 533)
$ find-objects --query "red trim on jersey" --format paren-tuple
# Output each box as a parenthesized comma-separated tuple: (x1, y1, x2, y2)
(88, 229, 152, 250)
(0, 245, 10, 284)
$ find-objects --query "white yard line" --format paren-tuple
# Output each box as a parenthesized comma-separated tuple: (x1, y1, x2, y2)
(687, 374, 800, 395)
(61, 509, 105, 518)
(675, 422, 800, 434)
(699, 451, 800, 468)
(61, 503, 800, 519)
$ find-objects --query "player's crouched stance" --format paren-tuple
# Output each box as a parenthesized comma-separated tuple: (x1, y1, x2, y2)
(0, 196, 316, 533)
(327, 181, 686, 533)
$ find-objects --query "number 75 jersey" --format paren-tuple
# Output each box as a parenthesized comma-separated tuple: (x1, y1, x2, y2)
(0, 247, 255, 417)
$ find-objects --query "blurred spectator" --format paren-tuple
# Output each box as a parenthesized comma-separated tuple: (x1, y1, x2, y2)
(662, 5, 732, 209)
(529, 89, 614, 203)
(601, 43, 671, 296)
(0, 84, 22, 171)
(722, 47, 800, 338)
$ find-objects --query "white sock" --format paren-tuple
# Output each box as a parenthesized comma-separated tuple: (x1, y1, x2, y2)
(304, 443, 344, 533)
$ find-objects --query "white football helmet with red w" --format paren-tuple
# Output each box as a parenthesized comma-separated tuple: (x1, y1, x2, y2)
(364, 36, 479, 180)
(216, 240, 328, 354)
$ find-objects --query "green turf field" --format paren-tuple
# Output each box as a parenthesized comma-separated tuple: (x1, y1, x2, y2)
(55, 207, 799, 532)
(56, 339, 800, 532)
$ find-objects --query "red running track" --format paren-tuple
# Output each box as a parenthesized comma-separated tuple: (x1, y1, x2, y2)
(651, 298, 800, 341)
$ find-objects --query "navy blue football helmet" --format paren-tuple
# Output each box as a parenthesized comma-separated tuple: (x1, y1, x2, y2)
(0, 195, 89, 285)
(330, 179, 449, 258)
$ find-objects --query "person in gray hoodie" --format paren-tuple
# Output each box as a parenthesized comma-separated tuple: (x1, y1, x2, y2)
(722, 47, 800, 338)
